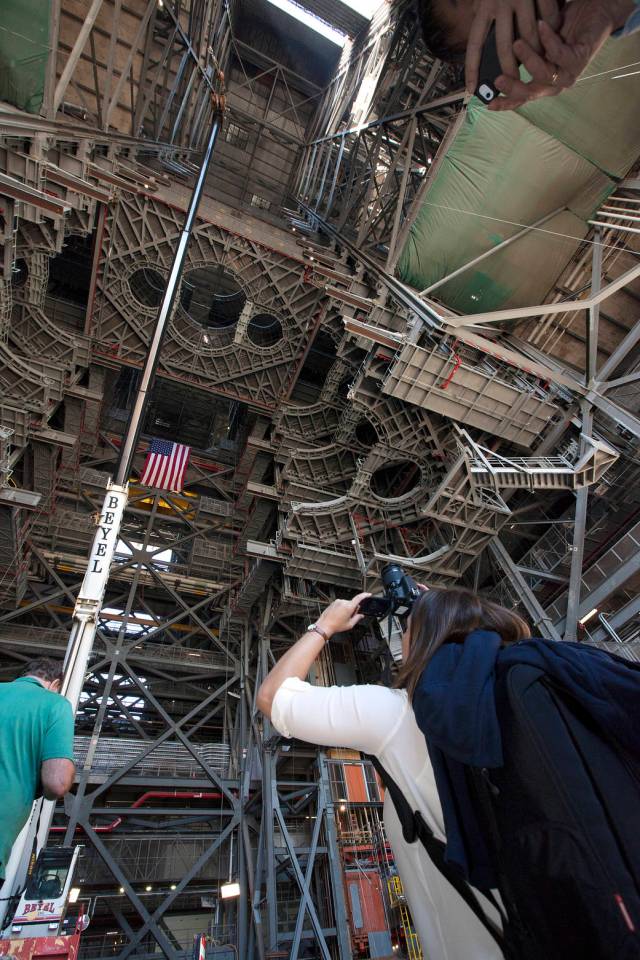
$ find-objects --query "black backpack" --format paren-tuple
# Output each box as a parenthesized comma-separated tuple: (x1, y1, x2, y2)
(373, 662, 640, 960)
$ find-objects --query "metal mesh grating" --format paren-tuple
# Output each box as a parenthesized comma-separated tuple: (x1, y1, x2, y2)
(73, 735, 230, 778)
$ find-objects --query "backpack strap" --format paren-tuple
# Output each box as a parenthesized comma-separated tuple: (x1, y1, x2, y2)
(370, 755, 506, 952)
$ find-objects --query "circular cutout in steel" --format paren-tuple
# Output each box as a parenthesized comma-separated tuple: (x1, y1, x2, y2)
(355, 419, 379, 447)
(370, 460, 420, 499)
(129, 266, 165, 308)
(181, 265, 246, 329)
(247, 312, 283, 347)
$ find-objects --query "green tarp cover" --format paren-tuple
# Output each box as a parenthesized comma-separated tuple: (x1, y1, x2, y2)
(0, 0, 49, 114)
(397, 34, 640, 314)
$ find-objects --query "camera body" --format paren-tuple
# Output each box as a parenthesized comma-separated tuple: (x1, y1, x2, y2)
(359, 564, 420, 620)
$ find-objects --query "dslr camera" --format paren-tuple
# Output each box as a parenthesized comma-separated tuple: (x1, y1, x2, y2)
(359, 564, 420, 620)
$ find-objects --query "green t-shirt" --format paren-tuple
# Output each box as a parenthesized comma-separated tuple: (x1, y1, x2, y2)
(0, 677, 75, 878)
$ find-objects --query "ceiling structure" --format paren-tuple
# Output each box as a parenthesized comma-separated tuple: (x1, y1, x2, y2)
(1, 0, 639, 957)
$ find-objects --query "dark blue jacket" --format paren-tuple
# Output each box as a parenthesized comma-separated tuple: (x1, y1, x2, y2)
(412, 630, 640, 889)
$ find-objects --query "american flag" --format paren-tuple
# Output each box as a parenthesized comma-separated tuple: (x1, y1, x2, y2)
(140, 438, 190, 492)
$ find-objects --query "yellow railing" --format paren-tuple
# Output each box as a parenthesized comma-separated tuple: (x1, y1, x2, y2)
(387, 874, 404, 907)
(387, 876, 423, 960)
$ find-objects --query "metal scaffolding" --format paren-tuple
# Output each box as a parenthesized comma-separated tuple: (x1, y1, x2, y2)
(1, 1, 640, 957)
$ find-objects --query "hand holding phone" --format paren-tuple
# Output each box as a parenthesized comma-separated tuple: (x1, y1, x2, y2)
(475, 22, 501, 104)
(471, 3, 565, 105)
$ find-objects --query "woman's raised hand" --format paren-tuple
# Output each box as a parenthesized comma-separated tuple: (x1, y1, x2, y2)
(316, 593, 371, 638)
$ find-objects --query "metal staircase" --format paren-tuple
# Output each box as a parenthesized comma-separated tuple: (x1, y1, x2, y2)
(518, 521, 574, 589)
(547, 519, 640, 626)
(232, 559, 279, 614)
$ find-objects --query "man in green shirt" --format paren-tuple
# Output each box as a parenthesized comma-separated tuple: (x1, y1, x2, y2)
(0, 658, 76, 879)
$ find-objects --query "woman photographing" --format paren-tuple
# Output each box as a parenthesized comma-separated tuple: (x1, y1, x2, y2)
(257, 581, 640, 960)
(256, 587, 524, 960)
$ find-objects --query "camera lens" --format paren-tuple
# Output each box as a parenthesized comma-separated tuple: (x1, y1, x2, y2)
(381, 563, 403, 588)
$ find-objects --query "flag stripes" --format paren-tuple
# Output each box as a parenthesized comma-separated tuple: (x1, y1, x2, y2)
(140, 439, 190, 492)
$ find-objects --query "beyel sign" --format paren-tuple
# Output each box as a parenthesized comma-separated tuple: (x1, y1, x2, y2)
(79, 483, 128, 603)
(14, 899, 63, 924)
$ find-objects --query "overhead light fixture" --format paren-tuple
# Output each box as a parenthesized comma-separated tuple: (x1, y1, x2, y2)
(579, 608, 598, 625)
(170, 884, 177, 890)
(119, 887, 125, 894)
(220, 881, 241, 899)
(145, 885, 153, 892)
(68, 888, 81, 904)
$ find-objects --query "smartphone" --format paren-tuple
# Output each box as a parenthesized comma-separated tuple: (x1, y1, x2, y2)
(475, 22, 501, 104)
(359, 595, 392, 618)
(475, 5, 566, 105)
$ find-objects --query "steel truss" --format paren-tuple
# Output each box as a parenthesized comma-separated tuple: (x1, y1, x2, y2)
(92, 191, 329, 405)
(0, 479, 245, 951)
(243, 632, 352, 960)
(0, 493, 359, 957)
(47, 0, 231, 150)
(1, 4, 640, 956)
(289, 181, 640, 642)
(292, 0, 464, 268)
(0, 61, 360, 951)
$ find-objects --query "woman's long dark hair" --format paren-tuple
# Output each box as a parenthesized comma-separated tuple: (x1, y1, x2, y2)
(395, 587, 531, 698)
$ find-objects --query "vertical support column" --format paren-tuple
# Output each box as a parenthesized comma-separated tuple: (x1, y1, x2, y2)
(259, 636, 279, 953)
(564, 405, 594, 643)
(318, 753, 352, 960)
(565, 230, 601, 642)
(236, 624, 250, 960)
(586, 229, 602, 389)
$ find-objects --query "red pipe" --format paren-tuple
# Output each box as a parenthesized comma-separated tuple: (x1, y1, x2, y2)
(51, 790, 224, 834)
(439, 345, 461, 390)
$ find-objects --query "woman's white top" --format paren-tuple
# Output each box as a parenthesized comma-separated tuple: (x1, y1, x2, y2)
(271, 677, 503, 960)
